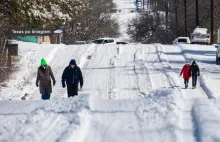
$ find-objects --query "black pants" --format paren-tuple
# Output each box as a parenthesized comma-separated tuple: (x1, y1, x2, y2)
(41, 93, 50, 100)
(184, 79, 189, 84)
(67, 85, 78, 97)
(192, 76, 197, 87)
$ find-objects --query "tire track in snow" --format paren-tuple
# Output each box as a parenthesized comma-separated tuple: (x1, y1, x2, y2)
(137, 44, 183, 133)
(160, 44, 210, 142)
(141, 44, 197, 142)
(105, 45, 117, 100)
(140, 44, 179, 90)
(82, 44, 101, 79)
(156, 44, 195, 142)
(82, 44, 117, 100)
(133, 44, 153, 97)
(115, 44, 142, 99)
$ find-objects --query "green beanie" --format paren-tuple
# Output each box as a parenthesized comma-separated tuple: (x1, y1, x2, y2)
(41, 58, 47, 66)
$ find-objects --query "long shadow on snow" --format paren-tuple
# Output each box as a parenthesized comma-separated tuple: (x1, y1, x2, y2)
(84, 66, 136, 70)
(163, 48, 218, 69)
(84, 67, 116, 70)
(165, 50, 215, 57)
(164, 59, 220, 74)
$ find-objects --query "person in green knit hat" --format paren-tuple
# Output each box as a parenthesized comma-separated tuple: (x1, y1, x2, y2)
(36, 58, 56, 100)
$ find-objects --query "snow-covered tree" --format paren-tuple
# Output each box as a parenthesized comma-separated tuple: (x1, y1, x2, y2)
(13, 0, 88, 28)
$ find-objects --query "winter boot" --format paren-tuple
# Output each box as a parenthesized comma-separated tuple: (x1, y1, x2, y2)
(185, 83, 188, 89)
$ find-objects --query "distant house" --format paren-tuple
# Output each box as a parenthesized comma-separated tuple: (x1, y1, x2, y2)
(50, 30, 63, 44)
(12, 35, 50, 44)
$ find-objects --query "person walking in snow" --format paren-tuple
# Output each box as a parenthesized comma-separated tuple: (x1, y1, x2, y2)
(190, 60, 200, 89)
(36, 58, 56, 100)
(180, 60, 191, 88)
(62, 59, 83, 97)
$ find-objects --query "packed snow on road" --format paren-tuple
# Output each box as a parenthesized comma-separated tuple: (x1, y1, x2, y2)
(1, 0, 220, 142)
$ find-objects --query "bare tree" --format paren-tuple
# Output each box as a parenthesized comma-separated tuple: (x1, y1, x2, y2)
(127, 11, 176, 44)
(0, 0, 13, 82)
(63, 0, 119, 44)
(128, 0, 220, 43)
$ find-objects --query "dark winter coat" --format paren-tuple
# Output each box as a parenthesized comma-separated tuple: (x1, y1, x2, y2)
(62, 60, 83, 87)
(180, 64, 191, 79)
(190, 61, 200, 76)
(36, 65, 56, 94)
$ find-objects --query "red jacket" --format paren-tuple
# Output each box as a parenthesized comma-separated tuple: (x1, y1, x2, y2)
(180, 64, 191, 79)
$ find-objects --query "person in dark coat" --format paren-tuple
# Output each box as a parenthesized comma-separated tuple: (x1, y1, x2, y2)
(180, 60, 191, 88)
(62, 59, 83, 97)
(190, 60, 200, 89)
(36, 58, 56, 100)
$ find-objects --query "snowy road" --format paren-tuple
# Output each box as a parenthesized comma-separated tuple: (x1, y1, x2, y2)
(1, 43, 220, 141)
(1, 0, 220, 141)
(113, 0, 137, 41)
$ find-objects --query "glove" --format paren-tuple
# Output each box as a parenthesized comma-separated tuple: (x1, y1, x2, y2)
(36, 82, 39, 87)
(198, 74, 200, 76)
(80, 85, 83, 89)
(53, 80, 56, 86)
(62, 82, 66, 88)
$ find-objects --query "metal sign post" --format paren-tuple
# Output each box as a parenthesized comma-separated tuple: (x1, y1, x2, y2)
(218, 27, 220, 43)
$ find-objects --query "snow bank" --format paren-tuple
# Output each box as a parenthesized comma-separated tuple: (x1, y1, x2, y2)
(192, 99, 220, 142)
(0, 89, 184, 142)
(134, 44, 153, 96)
(86, 88, 183, 142)
(0, 95, 90, 142)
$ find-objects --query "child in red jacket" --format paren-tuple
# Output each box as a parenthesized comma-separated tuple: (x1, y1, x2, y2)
(180, 60, 191, 88)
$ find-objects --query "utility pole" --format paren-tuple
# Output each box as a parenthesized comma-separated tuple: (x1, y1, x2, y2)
(174, 0, 179, 36)
(165, 1, 169, 42)
(165, 1, 168, 31)
(148, 0, 150, 9)
(143, 0, 144, 10)
(196, 0, 199, 26)
(184, 0, 187, 36)
(211, 0, 214, 44)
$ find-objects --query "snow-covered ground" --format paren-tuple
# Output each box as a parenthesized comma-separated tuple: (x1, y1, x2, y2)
(1, 0, 220, 141)
(1, 41, 220, 142)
